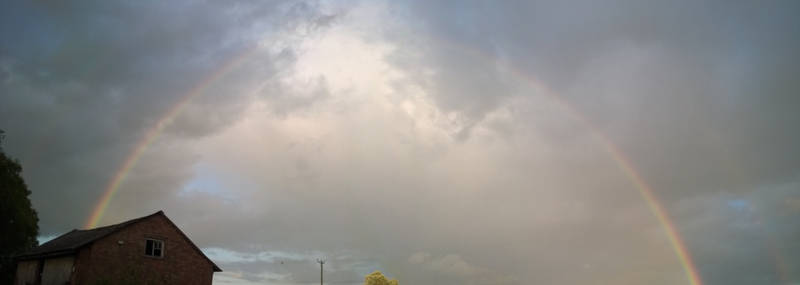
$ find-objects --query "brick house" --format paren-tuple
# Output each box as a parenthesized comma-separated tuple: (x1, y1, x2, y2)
(14, 211, 221, 285)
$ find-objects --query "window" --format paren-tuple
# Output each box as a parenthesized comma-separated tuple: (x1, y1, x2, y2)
(145, 239, 164, 257)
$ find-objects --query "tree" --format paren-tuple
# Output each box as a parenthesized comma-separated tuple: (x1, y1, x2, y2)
(0, 130, 39, 283)
(364, 271, 398, 285)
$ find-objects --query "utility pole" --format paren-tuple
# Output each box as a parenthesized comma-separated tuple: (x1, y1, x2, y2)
(316, 258, 326, 285)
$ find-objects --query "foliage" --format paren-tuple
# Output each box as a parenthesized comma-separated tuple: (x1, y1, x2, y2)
(364, 271, 398, 285)
(0, 130, 39, 283)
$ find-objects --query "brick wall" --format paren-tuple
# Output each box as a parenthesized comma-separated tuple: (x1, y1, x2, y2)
(72, 214, 215, 285)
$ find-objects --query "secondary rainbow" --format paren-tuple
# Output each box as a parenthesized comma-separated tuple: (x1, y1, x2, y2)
(85, 43, 703, 284)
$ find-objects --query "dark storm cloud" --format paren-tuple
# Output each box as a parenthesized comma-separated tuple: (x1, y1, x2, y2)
(0, 0, 336, 232)
(388, 0, 800, 197)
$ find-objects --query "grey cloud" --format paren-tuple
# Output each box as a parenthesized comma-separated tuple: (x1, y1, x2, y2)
(206, 250, 368, 284)
(0, 0, 337, 232)
(172, 89, 692, 284)
(676, 180, 800, 284)
(376, 0, 800, 283)
(2, 0, 798, 284)
(385, 0, 800, 203)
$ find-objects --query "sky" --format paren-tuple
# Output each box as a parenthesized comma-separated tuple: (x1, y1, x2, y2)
(1, 0, 799, 284)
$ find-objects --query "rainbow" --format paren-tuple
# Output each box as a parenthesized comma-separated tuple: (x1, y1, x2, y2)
(85, 47, 258, 229)
(504, 69, 704, 285)
(604, 139, 703, 285)
(85, 42, 703, 284)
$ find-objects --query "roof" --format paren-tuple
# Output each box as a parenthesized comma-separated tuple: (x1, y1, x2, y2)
(16, 211, 221, 272)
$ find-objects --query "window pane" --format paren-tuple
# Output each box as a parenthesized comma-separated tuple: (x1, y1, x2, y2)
(154, 248, 162, 257)
(145, 240, 153, 255)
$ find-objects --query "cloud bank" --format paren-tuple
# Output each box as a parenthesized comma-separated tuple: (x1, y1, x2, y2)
(2, 0, 798, 284)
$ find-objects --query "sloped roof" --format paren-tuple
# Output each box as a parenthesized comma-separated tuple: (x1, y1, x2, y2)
(16, 211, 221, 272)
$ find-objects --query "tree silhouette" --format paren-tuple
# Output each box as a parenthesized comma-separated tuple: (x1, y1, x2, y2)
(0, 130, 39, 283)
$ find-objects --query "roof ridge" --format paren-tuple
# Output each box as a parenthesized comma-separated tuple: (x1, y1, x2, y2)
(85, 210, 163, 230)
(156, 211, 222, 272)
(16, 210, 165, 260)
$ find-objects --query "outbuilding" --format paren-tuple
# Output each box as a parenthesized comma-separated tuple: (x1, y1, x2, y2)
(15, 210, 221, 285)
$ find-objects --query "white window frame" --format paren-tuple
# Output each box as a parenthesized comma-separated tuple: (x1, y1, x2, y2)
(144, 238, 165, 258)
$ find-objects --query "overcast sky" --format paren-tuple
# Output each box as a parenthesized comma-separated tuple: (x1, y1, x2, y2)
(2, 0, 799, 284)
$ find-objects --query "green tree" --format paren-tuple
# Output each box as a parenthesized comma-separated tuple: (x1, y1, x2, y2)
(0, 130, 39, 283)
(364, 271, 398, 285)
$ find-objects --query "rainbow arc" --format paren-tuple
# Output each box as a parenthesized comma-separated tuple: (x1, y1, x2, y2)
(86, 44, 703, 285)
